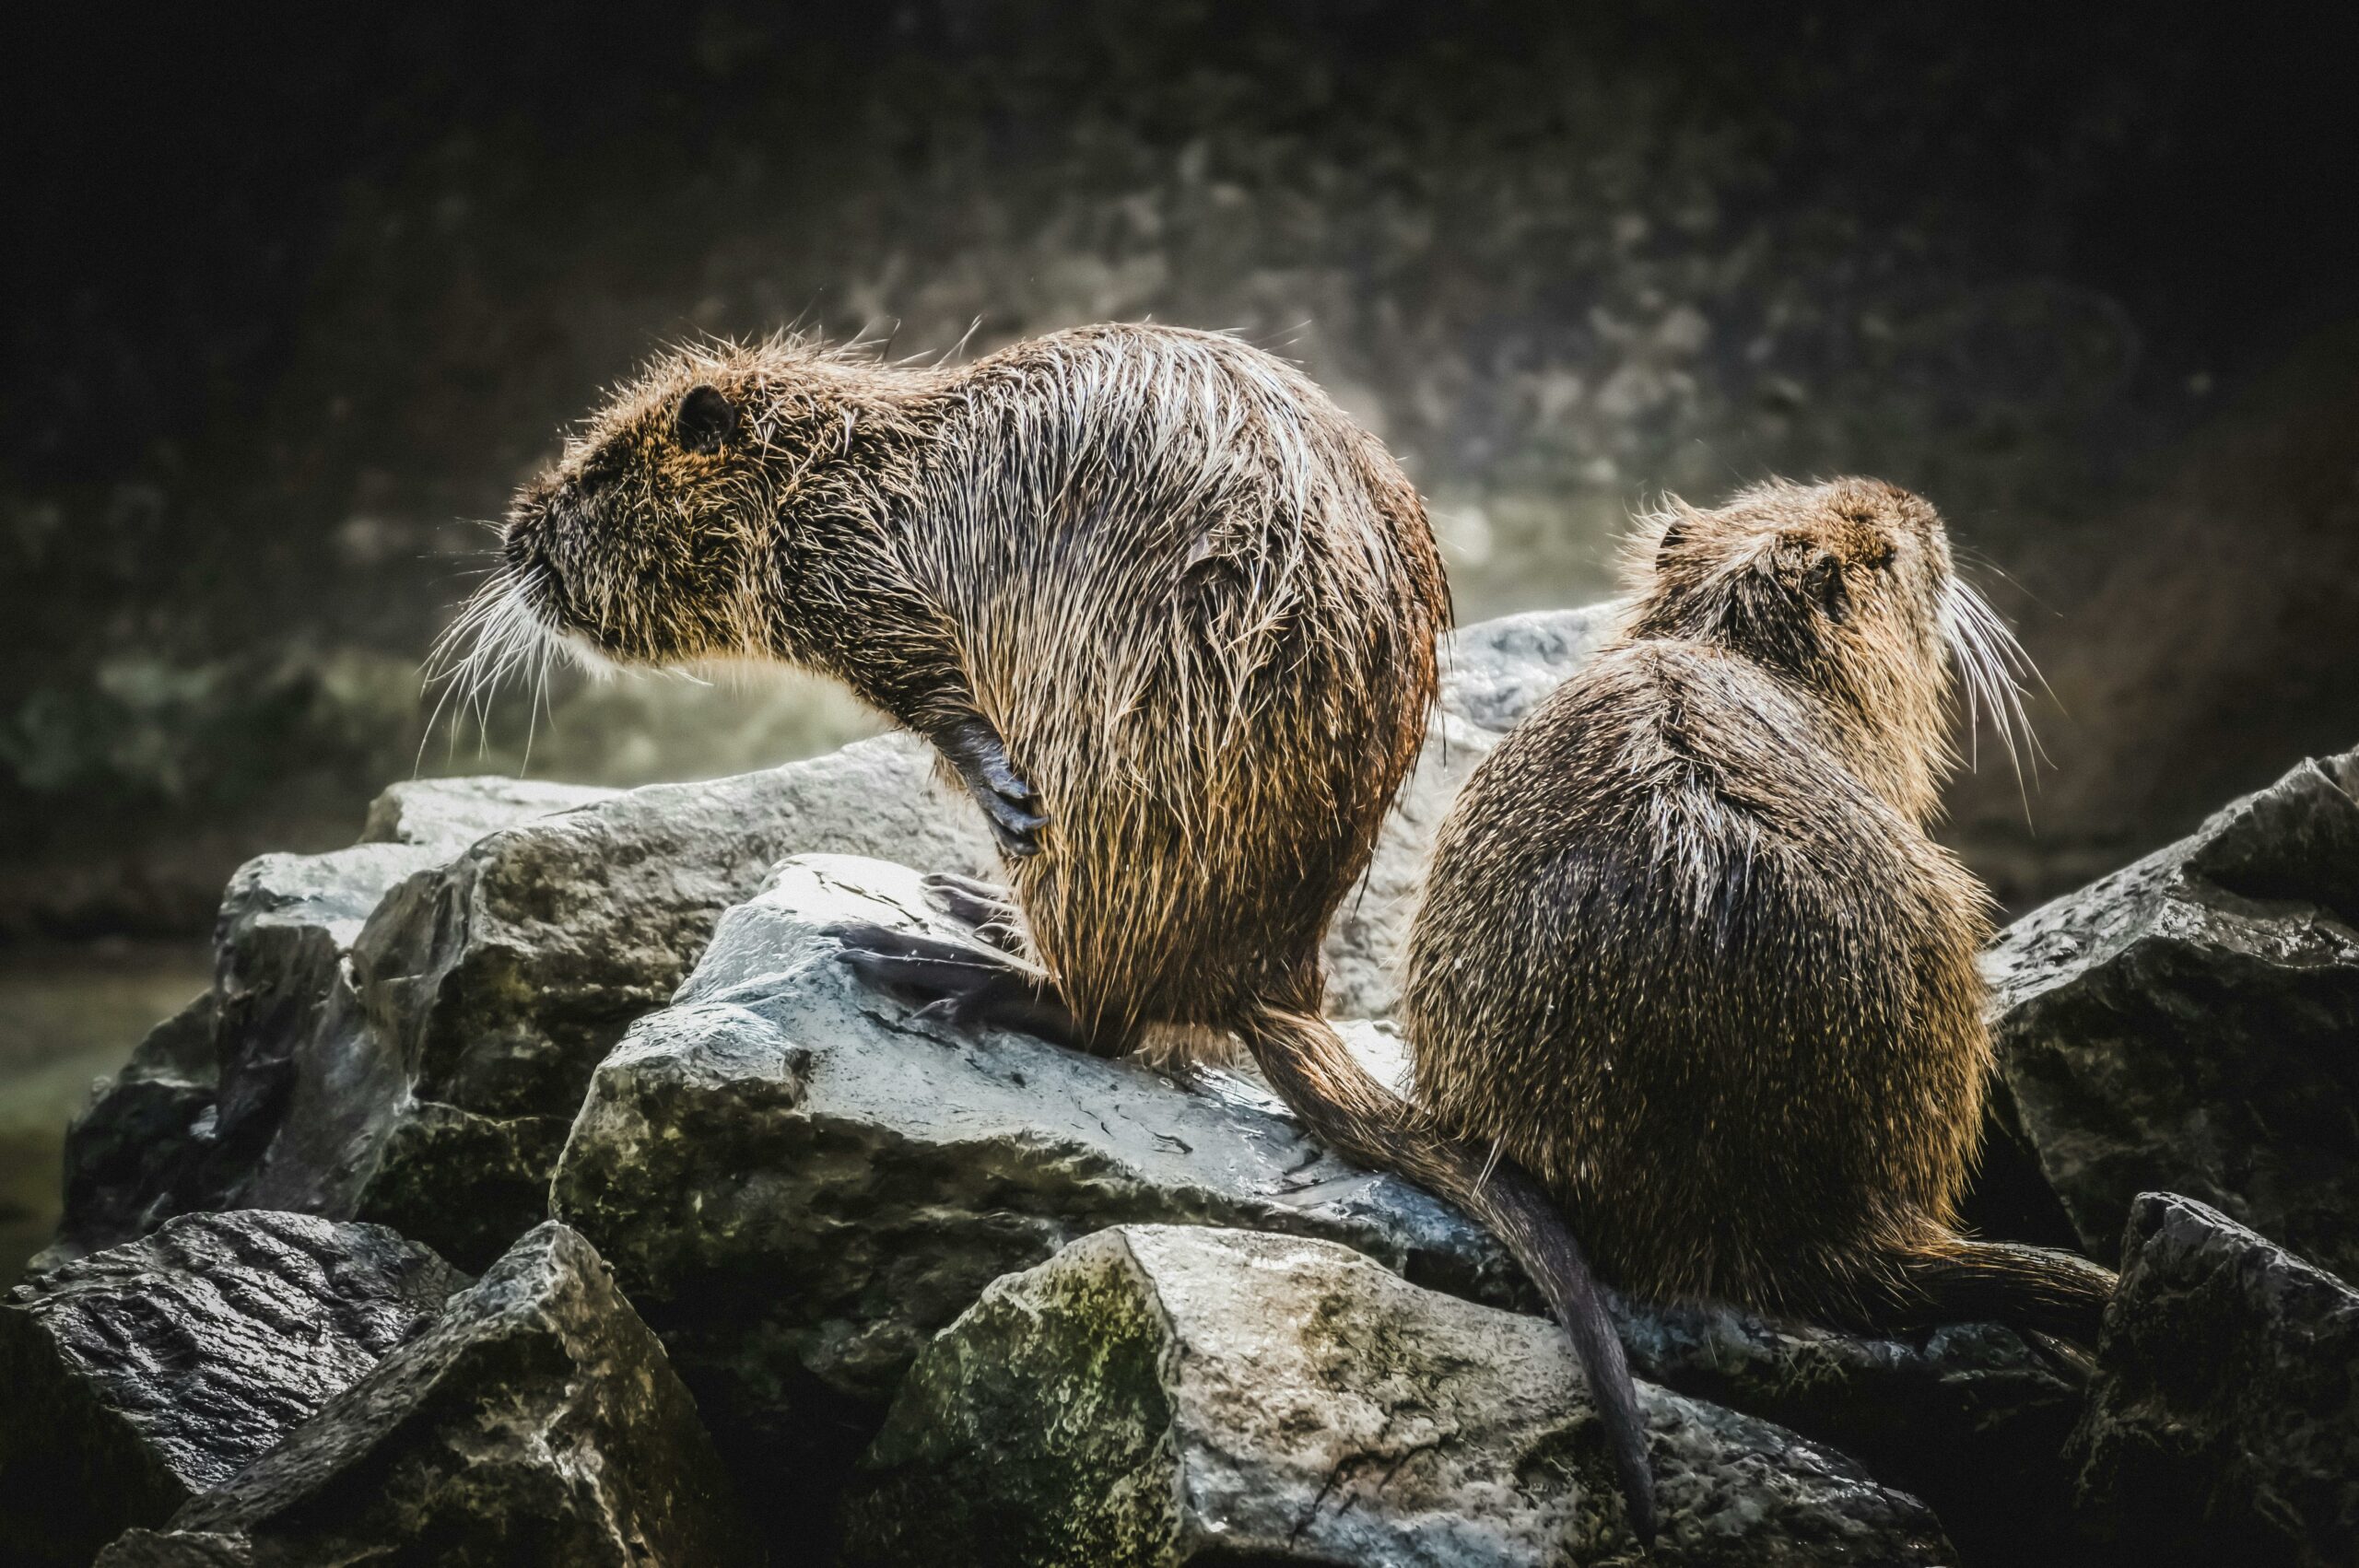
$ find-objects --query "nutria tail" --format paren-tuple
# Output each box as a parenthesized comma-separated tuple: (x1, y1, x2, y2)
(1887, 1236, 2118, 1345)
(1236, 1006, 1656, 1546)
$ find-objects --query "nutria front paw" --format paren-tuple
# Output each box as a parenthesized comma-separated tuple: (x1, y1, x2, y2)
(933, 718, 1049, 857)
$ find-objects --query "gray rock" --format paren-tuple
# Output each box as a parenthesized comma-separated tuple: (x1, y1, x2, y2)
(51, 778, 613, 1265)
(553, 850, 2080, 1553)
(146, 1223, 755, 1568)
(841, 1224, 1954, 1568)
(1617, 1300, 2083, 1567)
(2068, 1192, 2359, 1567)
(550, 853, 1523, 1523)
(348, 732, 997, 1266)
(93, 1531, 255, 1567)
(0, 1211, 466, 1568)
(1986, 746, 2359, 1278)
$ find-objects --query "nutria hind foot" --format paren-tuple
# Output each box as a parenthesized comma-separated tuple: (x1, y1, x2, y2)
(1888, 1237, 2118, 1347)
(920, 872, 1026, 954)
(932, 716, 1048, 857)
(827, 920, 1084, 1050)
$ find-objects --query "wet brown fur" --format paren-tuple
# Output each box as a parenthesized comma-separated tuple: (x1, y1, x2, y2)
(1403, 477, 2117, 1340)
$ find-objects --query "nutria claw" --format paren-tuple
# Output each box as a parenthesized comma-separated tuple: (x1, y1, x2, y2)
(935, 718, 1049, 857)
(920, 872, 1025, 954)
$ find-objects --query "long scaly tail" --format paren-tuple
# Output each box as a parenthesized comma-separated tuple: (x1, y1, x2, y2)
(1236, 1003, 1657, 1546)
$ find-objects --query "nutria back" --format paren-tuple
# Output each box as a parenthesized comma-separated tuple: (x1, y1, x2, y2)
(1403, 477, 2032, 1325)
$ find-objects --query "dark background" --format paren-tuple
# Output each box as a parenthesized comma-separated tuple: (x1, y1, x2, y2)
(6, 0, 2357, 939)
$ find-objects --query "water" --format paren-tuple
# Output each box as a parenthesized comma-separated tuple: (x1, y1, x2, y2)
(0, 941, 212, 1281)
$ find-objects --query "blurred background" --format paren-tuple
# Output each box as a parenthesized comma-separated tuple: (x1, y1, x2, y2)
(3, 2, 2355, 1270)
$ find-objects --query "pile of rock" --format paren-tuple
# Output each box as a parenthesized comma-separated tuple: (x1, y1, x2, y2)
(6, 605, 2354, 1565)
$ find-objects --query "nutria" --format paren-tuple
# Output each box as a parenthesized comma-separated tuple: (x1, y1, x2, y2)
(454, 322, 1658, 1537)
(1402, 477, 2116, 1340)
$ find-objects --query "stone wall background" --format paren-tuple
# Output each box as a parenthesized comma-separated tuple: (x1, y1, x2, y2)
(6, 0, 2356, 935)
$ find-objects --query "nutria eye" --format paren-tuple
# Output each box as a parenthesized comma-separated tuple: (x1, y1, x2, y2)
(675, 384, 737, 453)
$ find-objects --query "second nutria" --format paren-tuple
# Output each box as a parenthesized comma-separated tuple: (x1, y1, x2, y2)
(460, 322, 1657, 1537)
(1402, 477, 2116, 1339)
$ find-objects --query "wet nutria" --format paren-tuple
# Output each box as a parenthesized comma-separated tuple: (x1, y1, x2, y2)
(1402, 477, 2116, 1341)
(456, 322, 1658, 1537)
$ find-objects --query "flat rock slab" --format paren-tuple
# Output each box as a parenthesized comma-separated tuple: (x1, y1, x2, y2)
(130, 1223, 754, 1568)
(0, 1211, 466, 1568)
(2069, 1192, 2359, 1567)
(1986, 746, 2359, 1278)
(842, 1225, 1954, 1568)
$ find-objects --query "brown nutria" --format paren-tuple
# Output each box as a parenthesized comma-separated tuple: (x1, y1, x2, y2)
(1402, 476, 2116, 1343)
(453, 322, 1659, 1538)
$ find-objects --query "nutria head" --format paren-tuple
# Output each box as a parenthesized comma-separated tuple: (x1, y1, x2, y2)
(1621, 476, 2033, 822)
(433, 337, 921, 714)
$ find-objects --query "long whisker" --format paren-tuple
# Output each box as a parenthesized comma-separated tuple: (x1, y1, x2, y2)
(1942, 577, 2048, 823)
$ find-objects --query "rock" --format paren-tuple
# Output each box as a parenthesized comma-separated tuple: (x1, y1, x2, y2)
(117, 1223, 756, 1568)
(841, 1224, 1954, 1567)
(347, 732, 997, 1266)
(93, 1531, 254, 1566)
(1325, 604, 1615, 1019)
(51, 777, 613, 1265)
(551, 853, 1521, 1524)
(1986, 746, 2359, 1279)
(553, 849, 2078, 1553)
(1617, 1299, 2083, 1567)
(2068, 1192, 2359, 1567)
(0, 1211, 466, 1568)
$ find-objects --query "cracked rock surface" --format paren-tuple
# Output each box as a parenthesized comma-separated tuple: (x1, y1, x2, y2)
(121, 1223, 754, 1568)
(2068, 1192, 2359, 1567)
(0, 1211, 466, 1568)
(50, 778, 612, 1269)
(1986, 746, 2359, 1278)
(841, 1224, 1954, 1567)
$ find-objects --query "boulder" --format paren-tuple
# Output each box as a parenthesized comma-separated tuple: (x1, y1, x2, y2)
(1985, 746, 2359, 1279)
(0, 1211, 465, 1568)
(2068, 1192, 2359, 1567)
(841, 1224, 1954, 1567)
(126, 1223, 754, 1568)
(50, 778, 612, 1265)
(553, 849, 2084, 1553)
(346, 732, 997, 1266)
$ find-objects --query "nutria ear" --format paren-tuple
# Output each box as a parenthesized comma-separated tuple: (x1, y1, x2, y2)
(1802, 550, 1850, 625)
(675, 384, 737, 453)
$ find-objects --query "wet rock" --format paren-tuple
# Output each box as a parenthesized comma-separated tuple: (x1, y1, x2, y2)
(0, 1211, 465, 1568)
(551, 854, 1520, 1515)
(1618, 1299, 2083, 1567)
(841, 1224, 1954, 1567)
(51, 778, 612, 1265)
(135, 1223, 754, 1568)
(1326, 604, 1615, 1018)
(93, 1530, 253, 1566)
(1986, 746, 2359, 1279)
(553, 850, 2075, 1550)
(348, 732, 996, 1266)
(2069, 1192, 2359, 1567)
